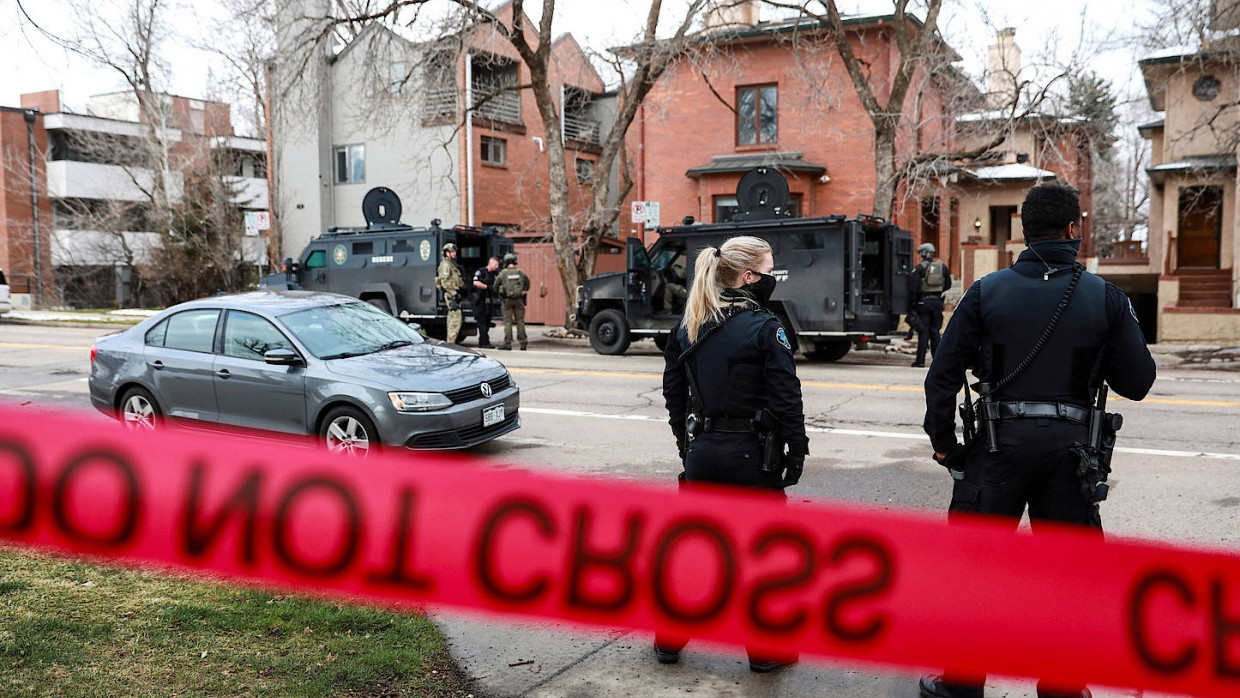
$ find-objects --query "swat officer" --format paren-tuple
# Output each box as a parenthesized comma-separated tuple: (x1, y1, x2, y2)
(436, 242, 465, 343)
(472, 256, 500, 348)
(658, 235, 807, 673)
(909, 242, 951, 367)
(919, 183, 1155, 698)
(492, 253, 530, 350)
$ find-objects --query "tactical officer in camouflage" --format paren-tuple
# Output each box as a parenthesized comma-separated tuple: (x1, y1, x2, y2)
(492, 253, 530, 350)
(436, 242, 465, 343)
(909, 242, 951, 367)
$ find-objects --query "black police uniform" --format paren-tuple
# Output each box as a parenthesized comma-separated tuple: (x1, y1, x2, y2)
(909, 258, 952, 366)
(658, 288, 808, 668)
(472, 266, 497, 347)
(921, 238, 1155, 698)
(663, 289, 808, 489)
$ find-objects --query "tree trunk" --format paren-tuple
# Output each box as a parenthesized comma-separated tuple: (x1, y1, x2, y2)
(872, 124, 897, 221)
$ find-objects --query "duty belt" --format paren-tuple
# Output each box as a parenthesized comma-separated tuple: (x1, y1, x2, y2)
(993, 401, 1089, 425)
(702, 416, 756, 433)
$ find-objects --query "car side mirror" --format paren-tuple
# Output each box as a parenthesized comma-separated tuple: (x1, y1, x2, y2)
(264, 348, 303, 366)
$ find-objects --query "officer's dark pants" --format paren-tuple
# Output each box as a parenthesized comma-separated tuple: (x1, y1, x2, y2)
(914, 296, 944, 365)
(937, 419, 1100, 698)
(656, 432, 793, 665)
(473, 303, 493, 347)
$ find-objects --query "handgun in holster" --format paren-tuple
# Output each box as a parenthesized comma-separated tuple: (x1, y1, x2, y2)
(1072, 384, 1123, 503)
(754, 408, 784, 474)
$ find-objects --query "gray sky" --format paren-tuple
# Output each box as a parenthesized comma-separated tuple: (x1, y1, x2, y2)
(0, 0, 1162, 119)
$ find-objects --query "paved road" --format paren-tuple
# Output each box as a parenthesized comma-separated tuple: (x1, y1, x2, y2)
(2, 323, 1238, 697)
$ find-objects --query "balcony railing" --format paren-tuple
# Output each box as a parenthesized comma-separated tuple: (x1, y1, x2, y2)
(563, 111, 602, 147)
(424, 84, 458, 121)
(471, 83, 521, 124)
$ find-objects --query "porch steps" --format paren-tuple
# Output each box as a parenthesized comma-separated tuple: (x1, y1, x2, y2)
(1176, 269, 1234, 309)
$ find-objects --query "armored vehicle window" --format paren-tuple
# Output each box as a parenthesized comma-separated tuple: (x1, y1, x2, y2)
(353, 241, 375, 256)
(789, 232, 827, 250)
(305, 250, 326, 268)
(222, 311, 294, 360)
(393, 238, 414, 253)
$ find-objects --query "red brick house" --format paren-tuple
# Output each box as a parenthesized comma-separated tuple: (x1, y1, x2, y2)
(625, 8, 962, 259)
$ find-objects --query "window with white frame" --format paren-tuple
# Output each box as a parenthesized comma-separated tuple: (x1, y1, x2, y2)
(480, 136, 506, 166)
(333, 144, 365, 184)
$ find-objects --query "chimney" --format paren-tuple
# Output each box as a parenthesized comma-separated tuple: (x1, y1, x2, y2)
(20, 90, 61, 114)
(987, 27, 1021, 109)
(704, 0, 760, 30)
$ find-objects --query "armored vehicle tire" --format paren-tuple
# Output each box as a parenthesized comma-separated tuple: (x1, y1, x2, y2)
(807, 339, 851, 362)
(589, 309, 631, 355)
(366, 297, 391, 314)
(653, 334, 669, 352)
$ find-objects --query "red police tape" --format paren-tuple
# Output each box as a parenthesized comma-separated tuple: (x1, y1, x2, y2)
(1, 403, 1239, 696)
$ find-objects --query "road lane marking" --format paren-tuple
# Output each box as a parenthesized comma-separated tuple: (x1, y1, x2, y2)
(511, 368, 1240, 407)
(0, 342, 91, 350)
(519, 407, 1240, 460)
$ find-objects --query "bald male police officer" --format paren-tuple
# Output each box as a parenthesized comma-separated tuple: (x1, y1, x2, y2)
(919, 183, 1155, 698)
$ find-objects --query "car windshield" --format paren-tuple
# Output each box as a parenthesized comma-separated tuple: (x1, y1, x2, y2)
(278, 302, 424, 359)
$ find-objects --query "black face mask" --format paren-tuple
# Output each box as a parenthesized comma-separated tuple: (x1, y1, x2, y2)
(743, 271, 777, 306)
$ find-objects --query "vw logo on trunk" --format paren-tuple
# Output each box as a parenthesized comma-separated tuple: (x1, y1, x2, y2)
(480, 382, 492, 398)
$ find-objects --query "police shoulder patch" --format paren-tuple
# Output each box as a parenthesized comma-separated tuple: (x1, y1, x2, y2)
(776, 326, 792, 351)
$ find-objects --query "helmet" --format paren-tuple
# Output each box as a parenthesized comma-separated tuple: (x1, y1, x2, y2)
(442, 242, 458, 255)
(917, 242, 936, 258)
(502, 253, 518, 265)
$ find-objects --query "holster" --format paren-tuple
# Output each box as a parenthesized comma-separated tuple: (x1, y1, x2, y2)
(754, 409, 784, 474)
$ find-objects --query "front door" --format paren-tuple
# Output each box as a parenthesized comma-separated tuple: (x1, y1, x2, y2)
(214, 310, 307, 435)
(1177, 186, 1223, 269)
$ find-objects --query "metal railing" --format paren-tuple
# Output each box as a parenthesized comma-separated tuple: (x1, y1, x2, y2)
(563, 112, 602, 147)
(471, 83, 521, 124)
(424, 85, 458, 121)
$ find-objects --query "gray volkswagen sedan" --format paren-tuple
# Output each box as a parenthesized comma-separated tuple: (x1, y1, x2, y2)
(88, 291, 520, 452)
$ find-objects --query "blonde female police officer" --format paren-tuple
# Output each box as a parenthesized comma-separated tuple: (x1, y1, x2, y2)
(657, 235, 808, 672)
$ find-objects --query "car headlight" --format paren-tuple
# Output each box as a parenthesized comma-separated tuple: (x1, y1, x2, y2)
(388, 391, 452, 412)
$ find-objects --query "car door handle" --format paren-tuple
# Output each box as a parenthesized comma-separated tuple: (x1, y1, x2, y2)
(216, 369, 231, 379)
(150, 360, 164, 370)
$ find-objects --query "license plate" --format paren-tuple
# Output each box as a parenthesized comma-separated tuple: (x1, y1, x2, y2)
(482, 403, 505, 427)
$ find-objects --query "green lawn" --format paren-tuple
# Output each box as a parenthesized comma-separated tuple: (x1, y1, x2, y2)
(0, 546, 482, 697)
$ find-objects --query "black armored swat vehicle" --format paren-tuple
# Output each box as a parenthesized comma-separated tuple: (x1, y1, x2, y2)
(576, 168, 915, 360)
(261, 187, 514, 339)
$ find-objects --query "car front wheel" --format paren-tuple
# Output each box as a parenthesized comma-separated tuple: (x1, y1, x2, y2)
(320, 406, 379, 456)
(120, 387, 161, 432)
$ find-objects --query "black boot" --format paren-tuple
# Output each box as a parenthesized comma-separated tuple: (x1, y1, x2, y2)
(919, 675, 984, 698)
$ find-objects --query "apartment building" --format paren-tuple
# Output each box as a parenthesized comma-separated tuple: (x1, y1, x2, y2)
(0, 89, 268, 308)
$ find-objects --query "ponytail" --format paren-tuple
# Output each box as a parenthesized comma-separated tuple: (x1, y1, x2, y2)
(682, 235, 772, 343)
(684, 247, 723, 343)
